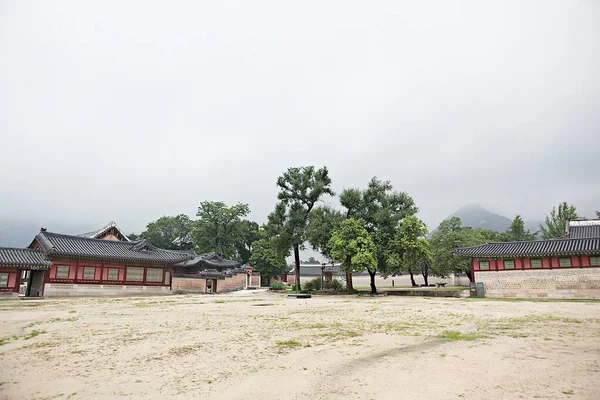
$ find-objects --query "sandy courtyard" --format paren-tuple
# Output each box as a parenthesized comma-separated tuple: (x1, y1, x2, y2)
(1, 292, 599, 400)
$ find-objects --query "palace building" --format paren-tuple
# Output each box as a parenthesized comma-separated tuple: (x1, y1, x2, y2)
(454, 219, 600, 299)
(0, 221, 255, 298)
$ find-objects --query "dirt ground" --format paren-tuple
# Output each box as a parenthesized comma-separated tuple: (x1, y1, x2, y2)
(1, 292, 599, 400)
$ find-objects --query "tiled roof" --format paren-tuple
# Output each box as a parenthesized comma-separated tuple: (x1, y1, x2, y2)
(567, 220, 600, 238)
(173, 268, 247, 279)
(175, 252, 240, 269)
(454, 237, 600, 258)
(0, 247, 52, 269)
(78, 221, 130, 241)
(35, 231, 191, 264)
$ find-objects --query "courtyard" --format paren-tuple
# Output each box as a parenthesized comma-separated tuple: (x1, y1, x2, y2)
(0, 292, 599, 400)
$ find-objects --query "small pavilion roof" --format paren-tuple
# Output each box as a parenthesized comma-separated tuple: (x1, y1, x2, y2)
(567, 219, 600, 239)
(0, 247, 52, 270)
(175, 252, 240, 269)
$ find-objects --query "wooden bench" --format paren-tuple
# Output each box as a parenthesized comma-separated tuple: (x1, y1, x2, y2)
(288, 294, 312, 299)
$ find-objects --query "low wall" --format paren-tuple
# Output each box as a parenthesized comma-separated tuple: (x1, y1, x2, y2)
(383, 290, 470, 298)
(172, 272, 247, 294)
(44, 283, 171, 297)
(475, 268, 600, 299)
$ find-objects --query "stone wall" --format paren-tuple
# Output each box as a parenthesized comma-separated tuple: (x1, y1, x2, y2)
(216, 273, 246, 293)
(172, 272, 247, 294)
(474, 268, 600, 299)
(44, 283, 171, 297)
(250, 274, 261, 287)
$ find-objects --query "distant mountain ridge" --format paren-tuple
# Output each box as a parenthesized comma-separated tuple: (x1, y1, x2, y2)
(440, 204, 542, 235)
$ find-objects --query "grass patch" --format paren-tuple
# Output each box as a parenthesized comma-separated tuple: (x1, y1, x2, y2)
(276, 340, 302, 348)
(23, 330, 46, 340)
(437, 330, 488, 341)
(169, 344, 203, 356)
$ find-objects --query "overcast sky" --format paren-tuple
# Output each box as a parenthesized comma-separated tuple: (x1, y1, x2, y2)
(1, 1, 599, 244)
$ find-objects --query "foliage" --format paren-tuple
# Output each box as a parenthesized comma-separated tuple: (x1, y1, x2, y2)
(430, 217, 478, 280)
(303, 277, 324, 292)
(339, 178, 418, 293)
(386, 216, 431, 286)
(192, 201, 250, 258)
(306, 206, 344, 261)
(325, 279, 345, 291)
(302, 257, 320, 264)
(249, 239, 288, 280)
(506, 215, 537, 241)
(140, 214, 194, 250)
(268, 166, 335, 290)
(540, 202, 579, 239)
(269, 281, 286, 291)
(235, 220, 261, 263)
(329, 219, 377, 275)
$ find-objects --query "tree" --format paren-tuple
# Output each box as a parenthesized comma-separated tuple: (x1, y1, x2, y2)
(540, 202, 580, 239)
(248, 239, 288, 283)
(235, 220, 261, 264)
(307, 206, 344, 262)
(596, 210, 599, 219)
(430, 217, 477, 281)
(329, 219, 378, 292)
(192, 201, 250, 259)
(387, 215, 431, 287)
(506, 215, 537, 241)
(340, 177, 417, 293)
(128, 232, 140, 241)
(140, 214, 194, 250)
(268, 166, 335, 290)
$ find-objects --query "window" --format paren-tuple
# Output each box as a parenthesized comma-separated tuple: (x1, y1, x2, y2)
(479, 261, 490, 270)
(530, 259, 542, 268)
(504, 260, 515, 269)
(126, 267, 144, 281)
(591, 256, 600, 266)
(559, 257, 572, 267)
(83, 267, 95, 280)
(0, 273, 8, 288)
(56, 265, 70, 279)
(107, 268, 119, 280)
(146, 268, 163, 282)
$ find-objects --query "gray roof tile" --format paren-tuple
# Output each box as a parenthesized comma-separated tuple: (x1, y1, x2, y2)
(175, 252, 240, 269)
(454, 237, 600, 258)
(0, 247, 52, 269)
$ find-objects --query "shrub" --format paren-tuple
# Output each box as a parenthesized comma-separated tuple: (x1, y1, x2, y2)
(325, 279, 344, 291)
(269, 281, 286, 291)
(302, 277, 323, 292)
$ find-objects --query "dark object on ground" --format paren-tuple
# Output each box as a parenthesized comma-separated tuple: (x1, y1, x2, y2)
(288, 294, 312, 299)
(436, 283, 447, 288)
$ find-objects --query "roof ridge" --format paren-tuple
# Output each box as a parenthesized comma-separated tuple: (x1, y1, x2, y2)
(0, 246, 45, 252)
(41, 231, 140, 245)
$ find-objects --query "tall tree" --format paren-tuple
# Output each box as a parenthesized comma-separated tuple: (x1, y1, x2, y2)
(430, 217, 477, 281)
(307, 206, 344, 263)
(340, 177, 417, 293)
(329, 219, 378, 292)
(249, 239, 288, 283)
(140, 214, 194, 250)
(235, 220, 261, 264)
(596, 210, 599, 219)
(540, 202, 580, 239)
(268, 166, 334, 290)
(506, 215, 537, 241)
(192, 201, 250, 258)
(387, 215, 431, 287)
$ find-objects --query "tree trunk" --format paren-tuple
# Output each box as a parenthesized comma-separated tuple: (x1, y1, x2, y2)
(345, 271, 354, 291)
(368, 270, 377, 294)
(422, 273, 428, 286)
(293, 244, 301, 291)
(466, 270, 473, 282)
(409, 270, 417, 287)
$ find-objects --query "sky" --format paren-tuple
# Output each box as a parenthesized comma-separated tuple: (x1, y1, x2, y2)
(0, 1, 599, 250)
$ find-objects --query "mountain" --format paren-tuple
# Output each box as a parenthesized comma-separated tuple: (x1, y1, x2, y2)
(446, 204, 512, 232)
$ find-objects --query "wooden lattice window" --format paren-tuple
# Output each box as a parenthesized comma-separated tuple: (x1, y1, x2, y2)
(56, 265, 70, 279)
(591, 256, 600, 266)
(559, 257, 572, 267)
(530, 259, 542, 268)
(83, 267, 95, 280)
(146, 268, 163, 282)
(479, 261, 490, 270)
(504, 260, 515, 269)
(126, 267, 144, 282)
(0, 273, 8, 288)
(107, 268, 119, 280)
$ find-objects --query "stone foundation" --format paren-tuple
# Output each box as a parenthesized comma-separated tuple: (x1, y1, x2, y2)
(43, 283, 171, 297)
(475, 268, 600, 299)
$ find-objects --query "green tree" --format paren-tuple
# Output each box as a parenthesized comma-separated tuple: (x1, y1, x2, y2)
(140, 214, 193, 250)
(339, 177, 418, 293)
(387, 215, 431, 287)
(596, 210, 599, 218)
(506, 215, 537, 241)
(192, 201, 250, 258)
(235, 220, 261, 264)
(540, 202, 580, 239)
(329, 219, 378, 292)
(430, 217, 477, 281)
(307, 206, 344, 262)
(268, 166, 335, 290)
(249, 239, 288, 282)
(128, 232, 140, 241)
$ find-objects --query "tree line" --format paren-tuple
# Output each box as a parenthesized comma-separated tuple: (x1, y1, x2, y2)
(129, 166, 596, 294)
